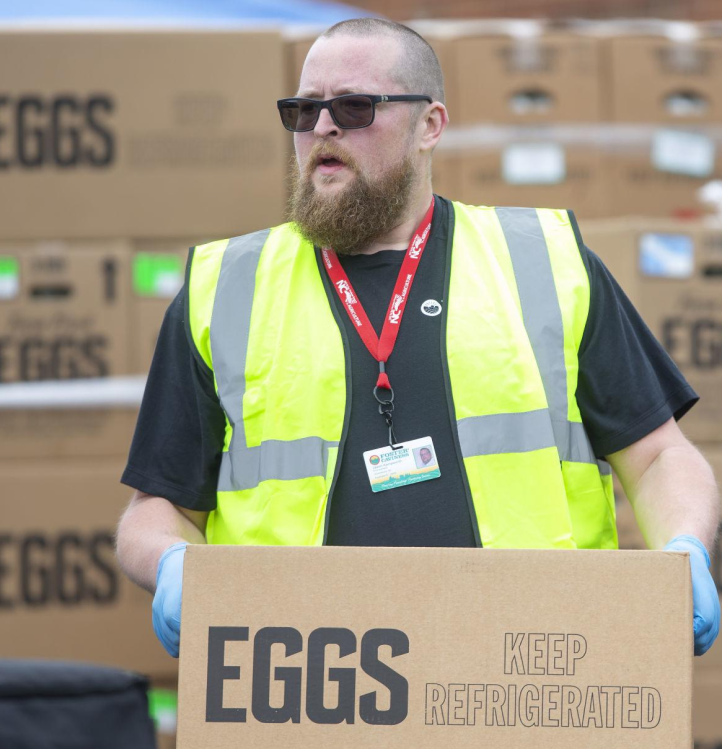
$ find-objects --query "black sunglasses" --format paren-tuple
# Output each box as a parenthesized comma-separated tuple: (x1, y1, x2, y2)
(277, 93, 433, 132)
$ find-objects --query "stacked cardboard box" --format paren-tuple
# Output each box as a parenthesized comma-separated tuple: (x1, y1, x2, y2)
(399, 19, 722, 221)
(0, 29, 286, 240)
(600, 21, 722, 219)
(0, 25, 293, 691)
(0, 459, 175, 675)
(412, 20, 608, 220)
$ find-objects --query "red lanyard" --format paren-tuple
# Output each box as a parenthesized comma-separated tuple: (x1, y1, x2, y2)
(322, 197, 435, 394)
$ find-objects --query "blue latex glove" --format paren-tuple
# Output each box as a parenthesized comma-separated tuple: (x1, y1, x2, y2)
(664, 535, 720, 656)
(152, 542, 187, 658)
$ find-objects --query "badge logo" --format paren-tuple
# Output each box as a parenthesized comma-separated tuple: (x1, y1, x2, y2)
(369, 455, 381, 465)
(388, 293, 404, 324)
(336, 279, 357, 306)
(420, 299, 442, 317)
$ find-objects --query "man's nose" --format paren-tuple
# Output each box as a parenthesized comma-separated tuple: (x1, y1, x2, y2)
(314, 106, 340, 139)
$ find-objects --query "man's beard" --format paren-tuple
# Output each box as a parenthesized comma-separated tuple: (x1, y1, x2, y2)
(287, 143, 417, 256)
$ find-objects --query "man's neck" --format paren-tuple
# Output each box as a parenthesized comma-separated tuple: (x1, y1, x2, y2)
(355, 187, 434, 256)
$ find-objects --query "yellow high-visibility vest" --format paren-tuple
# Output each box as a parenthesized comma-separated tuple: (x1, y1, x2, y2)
(187, 203, 617, 549)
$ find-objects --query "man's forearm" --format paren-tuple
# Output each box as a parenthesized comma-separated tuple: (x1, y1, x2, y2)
(625, 444, 720, 551)
(115, 493, 207, 594)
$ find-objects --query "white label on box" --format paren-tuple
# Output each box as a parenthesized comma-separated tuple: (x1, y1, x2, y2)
(0, 275, 18, 300)
(651, 129, 715, 178)
(502, 143, 566, 185)
(639, 233, 694, 278)
(155, 271, 184, 298)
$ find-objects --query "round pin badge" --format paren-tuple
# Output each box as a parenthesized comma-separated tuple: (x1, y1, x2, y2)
(420, 299, 442, 317)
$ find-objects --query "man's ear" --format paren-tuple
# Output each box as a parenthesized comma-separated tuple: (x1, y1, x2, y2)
(420, 102, 448, 154)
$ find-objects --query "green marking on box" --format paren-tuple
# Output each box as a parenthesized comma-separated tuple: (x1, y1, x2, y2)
(0, 257, 19, 300)
(148, 688, 178, 732)
(133, 253, 184, 297)
(0, 257, 19, 277)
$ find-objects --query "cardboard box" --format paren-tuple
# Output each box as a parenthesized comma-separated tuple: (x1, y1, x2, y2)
(580, 219, 722, 442)
(411, 21, 602, 125)
(0, 30, 287, 240)
(601, 126, 722, 219)
(431, 152, 461, 203)
(0, 238, 138, 457)
(130, 240, 195, 374)
(443, 125, 607, 220)
(637, 226, 722, 442)
(579, 217, 640, 301)
(177, 546, 692, 748)
(0, 238, 131, 382)
(0, 457, 178, 680)
(693, 668, 722, 743)
(0, 407, 138, 459)
(607, 29, 722, 123)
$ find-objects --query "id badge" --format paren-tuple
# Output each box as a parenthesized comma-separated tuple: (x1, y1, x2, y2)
(363, 436, 441, 493)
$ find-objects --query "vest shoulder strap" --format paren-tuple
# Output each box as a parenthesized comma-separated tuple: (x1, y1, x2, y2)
(187, 224, 308, 370)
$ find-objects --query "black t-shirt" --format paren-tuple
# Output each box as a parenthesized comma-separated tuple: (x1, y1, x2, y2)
(121, 197, 698, 546)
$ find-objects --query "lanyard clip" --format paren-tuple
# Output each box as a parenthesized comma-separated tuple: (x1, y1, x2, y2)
(373, 360, 393, 403)
(373, 361, 401, 449)
(387, 421, 402, 451)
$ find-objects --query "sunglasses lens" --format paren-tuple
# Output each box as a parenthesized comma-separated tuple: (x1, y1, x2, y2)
(280, 100, 320, 131)
(331, 96, 374, 128)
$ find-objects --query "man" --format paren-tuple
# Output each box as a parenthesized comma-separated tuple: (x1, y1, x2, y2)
(115, 18, 720, 660)
(419, 447, 434, 466)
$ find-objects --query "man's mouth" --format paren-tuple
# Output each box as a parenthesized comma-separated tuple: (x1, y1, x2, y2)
(316, 154, 347, 174)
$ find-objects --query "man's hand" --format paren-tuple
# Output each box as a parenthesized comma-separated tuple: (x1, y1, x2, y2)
(664, 535, 720, 656)
(152, 542, 188, 658)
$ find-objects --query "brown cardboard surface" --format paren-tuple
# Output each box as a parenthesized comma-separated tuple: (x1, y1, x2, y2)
(454, 136, 607, 220)
(130, 239, 197, 374)
(0, 407, 138, 459)
(157, 733, 177, 749)
(602, 129, 722, 219)
(431, 152, 461, 203)
(693, 668, 722, 743)
(0, 30, 286, 240)
(0, 457, 177, 680)
(638, 226, 722, 442)
(0, 238, 138, 457)
(579, 219, 722, 442)
(607, 36, 722, 123)
(579, 218, 640, 301)
(178, 546, 691, 748)
(453, 33, 602, 125)
(285, 36, 315, 97)
(0, 239, 131, 382)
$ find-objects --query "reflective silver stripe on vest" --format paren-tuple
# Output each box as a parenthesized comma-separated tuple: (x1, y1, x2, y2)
(210, 230, 337, 492)
(457, 410, 556, 456)
(218, 437, 335, 492)
(456, 207, 610, 475)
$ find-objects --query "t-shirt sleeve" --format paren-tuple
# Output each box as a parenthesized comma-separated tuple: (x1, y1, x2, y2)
(575, 244, 699, 459)
(120, 281, 225, 511)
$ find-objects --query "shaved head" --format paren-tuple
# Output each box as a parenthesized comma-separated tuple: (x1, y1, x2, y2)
(320, 18, 445, 106)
